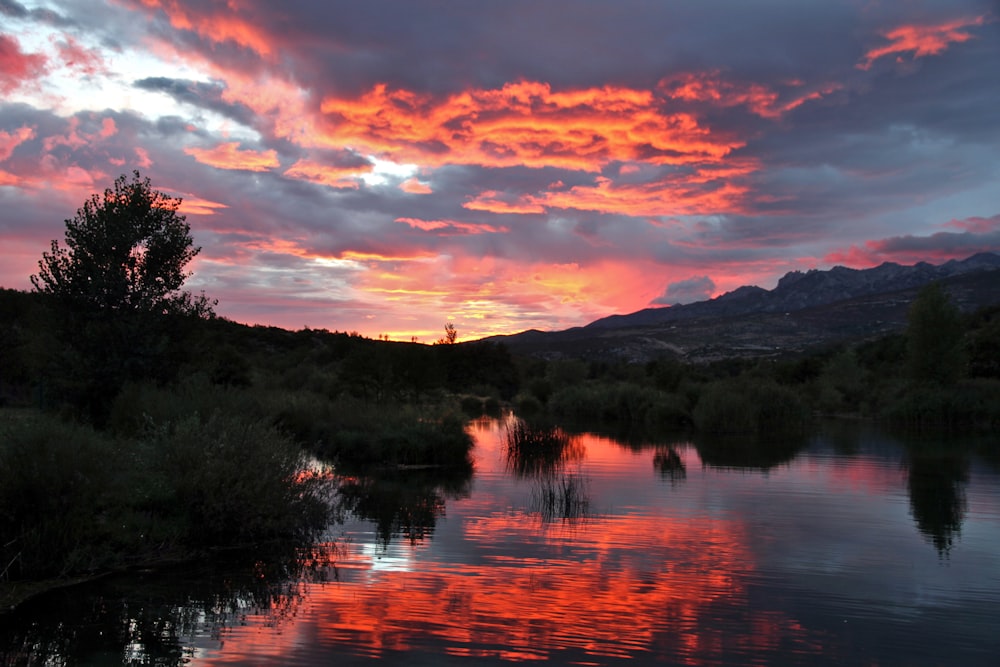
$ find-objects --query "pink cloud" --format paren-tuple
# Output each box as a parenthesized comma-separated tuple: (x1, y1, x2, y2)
(0, 34, 47, 94)
(54, 35, 109, 77)
(0, 126, 35, 162)
(944, 214, 1000, 234)
(824, 227, 1000, 267)
(396, 217, 508, 235)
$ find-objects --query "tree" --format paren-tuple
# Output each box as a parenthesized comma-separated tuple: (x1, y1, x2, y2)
(906, 282, 965, 385)
(31, 170, 213, 317)
(436, 322, 458, 345)
(29, 172, 215, 423)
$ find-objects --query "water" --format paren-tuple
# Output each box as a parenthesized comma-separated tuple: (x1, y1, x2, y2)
(3, 417, 999, 666)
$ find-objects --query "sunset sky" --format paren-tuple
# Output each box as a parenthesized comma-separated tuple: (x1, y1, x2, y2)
(1, 0, 998, 340)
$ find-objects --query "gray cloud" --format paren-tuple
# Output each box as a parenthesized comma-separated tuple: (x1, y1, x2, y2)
(653, 276, 717, 306)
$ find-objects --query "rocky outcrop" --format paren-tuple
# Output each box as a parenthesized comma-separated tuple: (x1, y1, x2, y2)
(586, 253, 1000, 330)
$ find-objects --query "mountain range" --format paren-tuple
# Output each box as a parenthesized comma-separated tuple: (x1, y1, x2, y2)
(485, 253, 1000, 363)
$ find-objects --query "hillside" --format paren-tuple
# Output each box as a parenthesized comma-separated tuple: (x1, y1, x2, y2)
(485, 253, 1000, 363)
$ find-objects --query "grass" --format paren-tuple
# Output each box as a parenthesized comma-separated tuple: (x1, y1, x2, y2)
(503, 418, 577, 478)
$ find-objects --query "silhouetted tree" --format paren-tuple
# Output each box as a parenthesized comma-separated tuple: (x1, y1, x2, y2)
(31, 171, 213, 317)
(906, 282, 964, 385)
(435, 322, 458, 345)
(29, 172, 215, 423)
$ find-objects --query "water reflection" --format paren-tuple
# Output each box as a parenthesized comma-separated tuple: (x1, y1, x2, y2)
(653, 445, 687, 485)
(3, 419, 999, 666)
(337, 466, 471, 547)
(905, 445, 969, 555)
(529, 471, 591, 522)
(694, 433, 807, 470)
(0, 545, 338, 666)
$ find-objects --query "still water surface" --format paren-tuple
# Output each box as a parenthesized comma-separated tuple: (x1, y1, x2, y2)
(3, 417, 999, 666)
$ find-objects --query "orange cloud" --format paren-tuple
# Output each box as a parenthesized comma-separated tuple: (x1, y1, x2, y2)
(659, 72, 842, 119)
(176, 194, 228, 216)
(400, 177, 432, 194)
(858, 15, 987, 70)
(283, 159, 370, 189)
(184, 141, 279, 171)
(134, 146, 153, 168)
(0, 126, 35, 162)
(133, 0, 275, 57)
(463, 160, 757, 218)
(462, 189, 547, 214)
(319, 80, 745, 172)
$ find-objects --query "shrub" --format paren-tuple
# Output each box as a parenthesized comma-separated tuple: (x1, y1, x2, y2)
(151, 412, 332, 545)
(0, 414, 124, 578)
(883, 380, 1000, 432)
(693, 379, 811, 435)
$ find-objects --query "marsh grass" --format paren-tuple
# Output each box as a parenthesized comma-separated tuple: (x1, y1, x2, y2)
(530, 472, 590, 523)
(503, 418, 578, 478)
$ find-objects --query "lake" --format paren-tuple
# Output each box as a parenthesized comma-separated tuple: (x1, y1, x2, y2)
(2, 416, 999, 666)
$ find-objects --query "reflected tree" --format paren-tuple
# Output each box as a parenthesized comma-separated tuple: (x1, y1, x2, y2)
(337, 468, 472, 548)
(694, 433, 808, 471)
(653, 445, 687, 485)
(906, 447, 969, 555)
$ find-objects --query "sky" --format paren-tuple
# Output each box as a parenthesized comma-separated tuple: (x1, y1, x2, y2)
(1, 0, 998, 341)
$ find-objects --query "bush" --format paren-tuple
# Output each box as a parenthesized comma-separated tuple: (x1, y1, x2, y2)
(693, 379, 811, 435)
(883, 380, 1000, 432)
(0, 414, 124, 578)
(151, 412, 332, 545)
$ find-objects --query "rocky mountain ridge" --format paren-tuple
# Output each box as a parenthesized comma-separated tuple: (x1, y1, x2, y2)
(586, 252, 1000, 330)
(485, 253, 1000, 363)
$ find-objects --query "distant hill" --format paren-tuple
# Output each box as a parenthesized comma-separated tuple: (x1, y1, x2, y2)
(485, 253, 1000, 362)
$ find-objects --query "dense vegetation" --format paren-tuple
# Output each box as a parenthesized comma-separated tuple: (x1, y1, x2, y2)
(511, 283, 1000, 437)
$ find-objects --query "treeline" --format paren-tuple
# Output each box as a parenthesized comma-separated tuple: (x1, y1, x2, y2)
(510, 283, 1000, 436)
